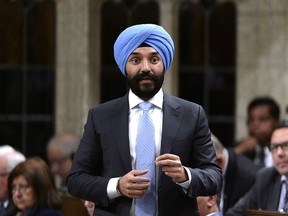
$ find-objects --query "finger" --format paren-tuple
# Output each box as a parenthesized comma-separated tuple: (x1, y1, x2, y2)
(131, 169, 149, 176)
(133, 176, 150, 183)
(156, 153, 179, 161)
(156, 159, 182, 167)
(125, 182, 150, 198)
(156, 159, 173, 166)
(124, 176, 150, 186)
(127, 189, 148, 198)
(126, 181, 150, 190)
(162, 165, 182, 173)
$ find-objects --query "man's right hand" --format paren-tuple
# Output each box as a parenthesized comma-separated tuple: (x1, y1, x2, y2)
(118, 170, 151, 198)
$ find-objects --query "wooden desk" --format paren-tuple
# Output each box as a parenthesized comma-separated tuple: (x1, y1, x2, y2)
(247, 209, 288, 216)
(61, 195, 89, 216)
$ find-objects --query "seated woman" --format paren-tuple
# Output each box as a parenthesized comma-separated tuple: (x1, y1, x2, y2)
(7, 156, 63, 216)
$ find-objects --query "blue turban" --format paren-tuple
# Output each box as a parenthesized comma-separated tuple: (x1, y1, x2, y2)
(113, 24, 175, 76)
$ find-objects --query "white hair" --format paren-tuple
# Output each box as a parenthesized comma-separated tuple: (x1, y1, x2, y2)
(0, 145, 15, 155)
(0, 145, 26, 173)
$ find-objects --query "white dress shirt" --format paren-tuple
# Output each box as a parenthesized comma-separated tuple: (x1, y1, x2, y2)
(254, 145, 273, 167)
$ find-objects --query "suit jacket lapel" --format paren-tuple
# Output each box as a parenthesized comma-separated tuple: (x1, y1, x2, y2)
(109, 95, 132, 172)
(160, 93, 183, 155)
(108, 93, 184, 173)
(267, 173, 282, 210)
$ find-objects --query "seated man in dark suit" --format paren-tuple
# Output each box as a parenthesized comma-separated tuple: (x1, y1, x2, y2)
(211, 134, 260, 214)
(226, 120, 288, 215)
(46, 132, 80, 194)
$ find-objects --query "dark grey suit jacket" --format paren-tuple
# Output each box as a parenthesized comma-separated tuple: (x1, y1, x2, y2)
(223, 149, 260, 214)
(226, 167, 282, 216)
(67, 93, 222, 216)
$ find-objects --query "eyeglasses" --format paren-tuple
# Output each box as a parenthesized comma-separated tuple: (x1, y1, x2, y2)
(12, 185, 31, 194)
(270, 142, 288, 153)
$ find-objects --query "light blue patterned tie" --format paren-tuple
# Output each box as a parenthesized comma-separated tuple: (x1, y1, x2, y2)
(135, 102, 156, 216)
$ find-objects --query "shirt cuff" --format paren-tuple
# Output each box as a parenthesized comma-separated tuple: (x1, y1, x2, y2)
(107, 177, 121, 200)
(177, 166, 191, 193)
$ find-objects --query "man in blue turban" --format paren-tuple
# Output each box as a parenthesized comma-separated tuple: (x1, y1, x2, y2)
(114, 24, 174, 75)
(114, 24, 175, 100)
(67, 23, 222, 216)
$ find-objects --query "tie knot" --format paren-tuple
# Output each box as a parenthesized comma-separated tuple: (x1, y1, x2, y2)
(139, 102, 153, 111)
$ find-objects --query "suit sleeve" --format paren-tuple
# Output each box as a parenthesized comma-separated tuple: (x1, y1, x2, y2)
(225, 185, 258, 216)
(66, 109, 111, 206)
(186, 105, 223, 197)
(225, 167, 277, 215)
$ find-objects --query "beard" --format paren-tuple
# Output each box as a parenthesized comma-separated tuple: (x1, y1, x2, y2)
(126, 71, 164, 99)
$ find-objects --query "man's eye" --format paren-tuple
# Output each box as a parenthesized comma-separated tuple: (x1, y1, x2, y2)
(131, 58, 140, 63)
(151, 57, 159, 63)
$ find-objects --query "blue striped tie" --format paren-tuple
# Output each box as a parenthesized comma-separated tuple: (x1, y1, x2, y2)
(135, 102, 156, 216)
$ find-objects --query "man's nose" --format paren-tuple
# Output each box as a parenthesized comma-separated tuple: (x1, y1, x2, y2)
(141, 59, 151, 72)
(276, 146, 285, 155)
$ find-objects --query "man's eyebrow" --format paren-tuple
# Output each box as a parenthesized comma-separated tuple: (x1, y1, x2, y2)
(130, 51, 160, 55)
(130, 52, 140, 56)
(151, 51, 160, 55)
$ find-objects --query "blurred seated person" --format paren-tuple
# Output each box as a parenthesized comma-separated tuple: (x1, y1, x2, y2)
(211, 134, 260, 214)
(0, 145, 25, 216)
(7, 157, 63, 216)
(234, 96, 280, 167)
(46, 132, 80, 193)
(197, 195, 222, 216)
(47, 133, 89, 216)
(226, 120, 288, 215)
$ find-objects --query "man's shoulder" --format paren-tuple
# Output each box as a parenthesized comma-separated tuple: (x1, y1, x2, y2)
(90, 95, 128, 111)
(164, 93, 201, 109)
(257, 166, 277, 177)
(255, 166, 279, 186)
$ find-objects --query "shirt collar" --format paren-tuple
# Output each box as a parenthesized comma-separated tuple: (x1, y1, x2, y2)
(281, 175, 288, 183)
(128, 88, 163, 109)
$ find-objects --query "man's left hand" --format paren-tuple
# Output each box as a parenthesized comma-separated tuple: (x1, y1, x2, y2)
(156, 153, 188, 183)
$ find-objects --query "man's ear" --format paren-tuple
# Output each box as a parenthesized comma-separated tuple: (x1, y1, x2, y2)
(216, 155, 224, 168)
(207, 195, 217, 208)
